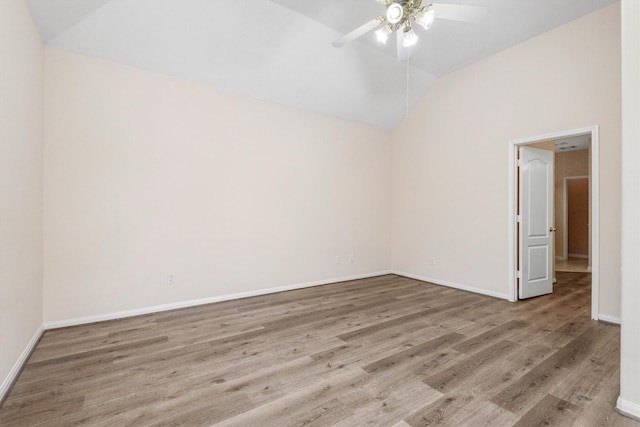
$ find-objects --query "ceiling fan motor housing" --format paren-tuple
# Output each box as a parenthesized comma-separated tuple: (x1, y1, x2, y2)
(386, 0, 425, 26)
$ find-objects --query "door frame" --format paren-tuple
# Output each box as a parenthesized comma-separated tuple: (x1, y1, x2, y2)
(563, 176, 590, 262)
(507, 125, 599, 320)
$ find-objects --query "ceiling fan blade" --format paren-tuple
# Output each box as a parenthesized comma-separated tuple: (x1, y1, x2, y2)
(332, 16, 385, 47)
(431, 3, 488, 23)
(396, 31, 413, 62)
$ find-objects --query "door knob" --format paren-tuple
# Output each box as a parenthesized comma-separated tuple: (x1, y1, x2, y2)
(549, 227, 557, 232)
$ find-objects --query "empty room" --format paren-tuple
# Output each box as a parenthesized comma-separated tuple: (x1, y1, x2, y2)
(1, 0, 639, 425)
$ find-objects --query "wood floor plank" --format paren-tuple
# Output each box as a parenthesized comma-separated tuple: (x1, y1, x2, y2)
(569, 370, 639, 427)
(465, 342, 554, 397)
(423, 340, 519, 393)
(362, 332, 464, 374)
(535, 314, 592, 349)
(336, 295, 477, 342)
(512, 393, 580, 427)
(451, 319, 527, 354)
(404, 393, 476, 426)
(490, 327, 603, 415)
(0, 394, 85, 426)
(332, 376, 442, 427)
(451, 399, 520, 426)
(0, 272, 636, 427)
(405, 394, 519, 427)
(212, 368, 367, 427)
(550, 322, 621, 407)
(311, 324, 461, 370)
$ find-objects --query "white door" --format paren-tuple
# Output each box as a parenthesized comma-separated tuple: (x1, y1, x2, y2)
(519, 146, 554, 299)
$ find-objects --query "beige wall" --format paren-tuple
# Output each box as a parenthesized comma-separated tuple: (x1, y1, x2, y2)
(619, 0, 640, 416)
(0, 0, 44, 396)
(554, 150, 590, 258)
(391, 3, 621, 317)
(42, 49, 392, 322)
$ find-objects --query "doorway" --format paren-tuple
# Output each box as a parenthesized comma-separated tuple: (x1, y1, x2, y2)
(508, 126, 599, 320)
(559, 176, 590, 272)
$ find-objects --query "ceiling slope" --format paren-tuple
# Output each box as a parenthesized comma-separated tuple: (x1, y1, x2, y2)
(26, 0, 617, 129)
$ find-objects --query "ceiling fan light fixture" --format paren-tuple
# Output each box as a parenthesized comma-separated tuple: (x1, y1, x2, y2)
(375, 23, 393, 44)
(415, 6, 435, 30)
(386, 3, 404, 24)
(402, 25, 418, 47)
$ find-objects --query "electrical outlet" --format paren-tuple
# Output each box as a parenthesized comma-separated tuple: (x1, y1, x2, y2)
(168, 274, 176, 284)
(429, 257, 436, 266)
(349, 254, 354, 263)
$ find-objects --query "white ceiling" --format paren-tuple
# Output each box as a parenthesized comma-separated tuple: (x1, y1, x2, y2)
(25, 0, 618, 130)
(554, 134, 591, 152)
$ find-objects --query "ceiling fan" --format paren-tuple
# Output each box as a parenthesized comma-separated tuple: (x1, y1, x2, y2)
(332, 0, 487, 60)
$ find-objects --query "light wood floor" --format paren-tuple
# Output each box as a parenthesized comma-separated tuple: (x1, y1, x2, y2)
(556, 257, 590, 273)
(1, 273, 637, 426)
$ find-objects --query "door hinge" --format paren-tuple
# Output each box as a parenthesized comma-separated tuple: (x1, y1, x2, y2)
(516, 270, 521, 279)
(516, 215, 521, 223)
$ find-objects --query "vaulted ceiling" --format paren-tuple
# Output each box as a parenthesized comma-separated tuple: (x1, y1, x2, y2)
(26, 0, 618, 129)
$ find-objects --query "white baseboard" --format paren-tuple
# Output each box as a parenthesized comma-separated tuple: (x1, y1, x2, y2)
(391, 270, 510, 300)
(617, 397, 640, 421)
(598, 314, 621, 325)
(568, 253, 589, 259)
(44, 270, 394, 329)
(1, 325, 44, 404)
